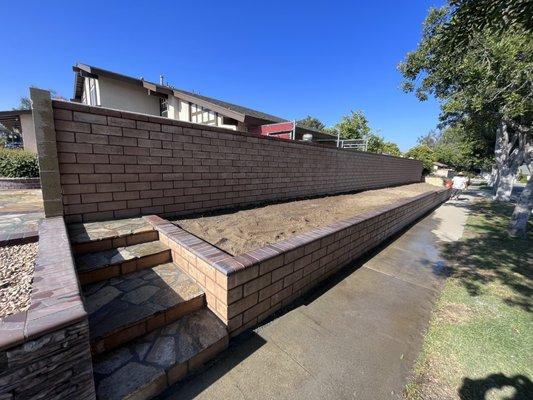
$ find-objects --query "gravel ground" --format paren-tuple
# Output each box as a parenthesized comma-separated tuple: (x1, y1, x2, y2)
(0, 243, 37, 319)
(176, 183, 438, 256)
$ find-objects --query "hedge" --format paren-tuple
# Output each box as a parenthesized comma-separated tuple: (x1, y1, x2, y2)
(0, 148, 40, 178)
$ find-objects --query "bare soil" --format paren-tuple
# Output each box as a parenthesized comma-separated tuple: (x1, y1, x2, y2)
(174, 183, 437, 256)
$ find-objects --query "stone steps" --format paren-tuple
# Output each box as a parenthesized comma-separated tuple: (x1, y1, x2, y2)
(93, 309, 228, 400)
(68, 216, 230, 400)
(76, 241, 171, 285)
(85, 263, 206, 355)
(69, 217, 157, 255)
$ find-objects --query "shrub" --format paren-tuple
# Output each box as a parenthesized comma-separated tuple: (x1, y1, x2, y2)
(0, 148, 39, 178)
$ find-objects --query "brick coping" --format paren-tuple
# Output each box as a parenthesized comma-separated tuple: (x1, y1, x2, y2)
(148, 187, 449, 277)
(146, 187, 450, 331)
(51, 99, 421, 163)
(0, 217, 86, 350)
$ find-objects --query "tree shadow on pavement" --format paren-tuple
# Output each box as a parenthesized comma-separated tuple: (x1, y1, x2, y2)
(459, 373, 533, 400)
(440, 200, 532, 312)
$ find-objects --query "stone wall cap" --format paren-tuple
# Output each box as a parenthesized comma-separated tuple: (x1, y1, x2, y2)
(0, 216, 87, 351)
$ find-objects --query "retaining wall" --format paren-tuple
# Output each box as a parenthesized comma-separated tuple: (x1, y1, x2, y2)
(0, 178, 41, 190)
(0, 217, 95, 400)
(30, 90, 423, 223)
(147, 187, 450, 335)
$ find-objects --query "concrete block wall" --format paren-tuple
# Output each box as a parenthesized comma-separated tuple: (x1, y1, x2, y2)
(40, 99, 422, 222)
(147, 188, 450, 335)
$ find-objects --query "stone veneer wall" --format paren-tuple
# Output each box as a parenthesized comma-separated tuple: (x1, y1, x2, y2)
(0, 217, 95, 400)
(38, 98, 422, 223)
(147, 188, 450, 335)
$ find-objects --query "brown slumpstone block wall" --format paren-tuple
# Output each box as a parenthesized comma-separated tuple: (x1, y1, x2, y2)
(0, 217, 95, 400)
(44, 99, 422, 223)
(147, 188, 450, 335)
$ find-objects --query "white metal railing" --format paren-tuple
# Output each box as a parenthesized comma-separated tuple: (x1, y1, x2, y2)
(338, 139, 368, 151)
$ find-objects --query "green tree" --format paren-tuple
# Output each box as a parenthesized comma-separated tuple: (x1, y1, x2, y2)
(405, 145, 435, 175)
(296, 116, 326, 131)
(331, 110, 372, 140)
(367, 134, 401, 156)
(434, 121, 495, 171)
(399, 0, 532, 236)
(417, 130, 440, 148)
(13, 97, 31, 111)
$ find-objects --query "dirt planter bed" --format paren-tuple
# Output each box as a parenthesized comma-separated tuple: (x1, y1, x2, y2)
(175, 183, 439, 256)
(145, 185, 451, 337)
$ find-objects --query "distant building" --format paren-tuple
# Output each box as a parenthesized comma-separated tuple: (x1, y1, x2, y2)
(72, 63, 335, 142)
(0, 109, 36, 153)
(432, 161, 453, 178)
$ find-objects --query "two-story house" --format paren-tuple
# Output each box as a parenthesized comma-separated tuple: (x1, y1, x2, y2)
(72, 63, 335, 142)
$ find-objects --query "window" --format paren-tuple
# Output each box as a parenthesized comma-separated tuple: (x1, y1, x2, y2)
(190, 103, 216, 125)
(84, 77, 100, 106)
(89, 78, 99, 106)
(159, 97, 168, 117)
(222, 116, 237, 126)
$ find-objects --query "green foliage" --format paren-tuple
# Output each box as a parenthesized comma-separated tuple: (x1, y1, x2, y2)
(417, 131, 439, 148)
(405, 145, 435, 175)
(433, 121, 495, 171)
(367, 134, 402, 156)
(0, 149, 39, 177)
(399, 3, 532, 129)
(330, 110, 372, 140)
(327, 110, 402, 156)
(296, 115, 326, 131)
(442, 0, 532, 48)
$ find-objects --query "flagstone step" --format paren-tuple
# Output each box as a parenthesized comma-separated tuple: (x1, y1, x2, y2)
(76, 241, 171, 285)
(69, 217, 158, 254)
(93, 309, 229, 400)
(85, 262, 206, 355)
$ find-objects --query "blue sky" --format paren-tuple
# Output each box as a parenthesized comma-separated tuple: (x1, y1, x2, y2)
(0, 0, 444, 151)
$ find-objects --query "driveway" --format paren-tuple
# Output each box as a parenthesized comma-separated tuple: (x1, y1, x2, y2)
(160, 195, 472, 400)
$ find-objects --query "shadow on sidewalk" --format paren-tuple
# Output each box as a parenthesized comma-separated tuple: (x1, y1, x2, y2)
(459, 373, 533, 400)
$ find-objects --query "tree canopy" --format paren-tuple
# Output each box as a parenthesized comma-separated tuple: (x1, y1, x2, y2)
(400, 0, 532, 235)
(405, 145, 435, 175)
(367, 134, 402, 156)
(330, 110, 372, 140)
(399, 6, 532, 130)
(296, 116, 326, 131)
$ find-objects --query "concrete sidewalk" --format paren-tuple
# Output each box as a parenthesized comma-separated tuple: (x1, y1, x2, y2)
(160, 196, 472, 400)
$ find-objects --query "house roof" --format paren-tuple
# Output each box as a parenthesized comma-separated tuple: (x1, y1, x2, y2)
(0, 109, 32, 132)
(72, 63, 334, 139)
(433, 161, 449, 168)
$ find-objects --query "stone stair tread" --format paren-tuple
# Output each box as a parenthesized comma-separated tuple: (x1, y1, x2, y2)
(85, 263, 204, 342)
(76, 241, 169, 273)
(68, 217, 153, 244)
(94, 309, 228, 400)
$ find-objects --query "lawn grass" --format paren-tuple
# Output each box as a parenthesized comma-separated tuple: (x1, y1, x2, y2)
(405, 200, 533, 400)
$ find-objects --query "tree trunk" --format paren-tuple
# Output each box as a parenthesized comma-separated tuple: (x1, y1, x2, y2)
(508, 172, 533, 238)
(492, 121, 527, 201)
(492, 123, 505, 195)
(493, 122, 512, 199)
(494, 164, 515, 201)
(490, 166, 500, 192)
